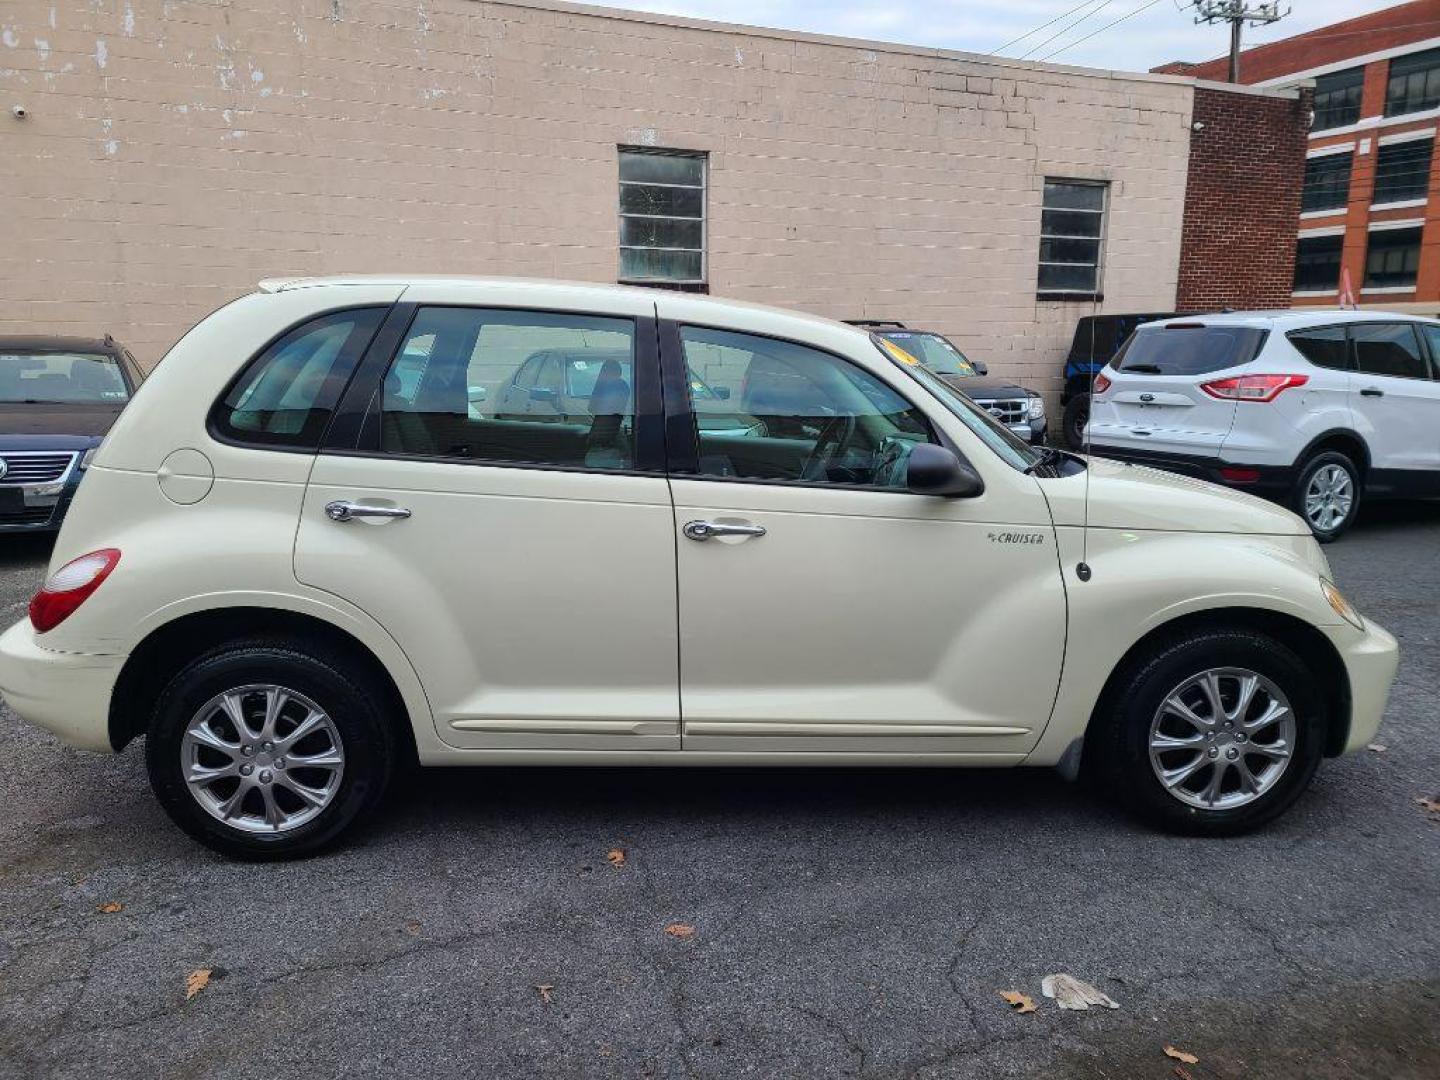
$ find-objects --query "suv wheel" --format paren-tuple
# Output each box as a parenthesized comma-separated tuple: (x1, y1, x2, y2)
(1293, 450, 1360, 542)
(1090, 629, 1325, 836)
(145, 639, 396, 859)
(1062, 393, 1089, 451)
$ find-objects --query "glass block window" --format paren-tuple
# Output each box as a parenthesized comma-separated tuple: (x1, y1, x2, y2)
(1386, 48, 1440, 117)
(618, 148, 706, 285)
(1372, 139, 1433, 204)
(1313, 67, 1364, 130)
(1301, 152, 1352, 212)
(1038, 179, 1107, 297)
(1293, 235, 1343, 292)
(1364, 227, 1423, 289)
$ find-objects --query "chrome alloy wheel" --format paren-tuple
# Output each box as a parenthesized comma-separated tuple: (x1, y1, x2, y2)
(1148, 668, 1295, 811)
(181, 684, 345, 834)
(1304, 463, 1353, 532)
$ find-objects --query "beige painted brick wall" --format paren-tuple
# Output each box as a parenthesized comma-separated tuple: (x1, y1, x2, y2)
(0, 0, 1193, 397)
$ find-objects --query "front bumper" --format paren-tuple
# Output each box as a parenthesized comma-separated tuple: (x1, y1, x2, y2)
(1088, 443, 1294, 496)
(1325, 617, 1400, 754)
(0, 461, 84, 533)
(0, 618, 122, 752)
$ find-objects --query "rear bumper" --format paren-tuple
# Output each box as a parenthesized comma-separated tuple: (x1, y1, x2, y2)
(1327, 617, 1400, 753)
(0, 618, 121, 752)
(1088, 443, 1295, 496)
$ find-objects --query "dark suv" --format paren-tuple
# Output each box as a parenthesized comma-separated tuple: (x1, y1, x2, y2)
(850, 322, 1048, 446)
(1059, 313, 1176, 449)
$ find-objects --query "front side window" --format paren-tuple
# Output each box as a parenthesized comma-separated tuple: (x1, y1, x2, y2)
(618, 148, 706, 286)
(1038, 179, 1107, 297)
(1301, 152, 1352, 212)
(876, 331, 977, 376)
(1386, 48, 1440, 117)
(1294, 235, 1344, 292)
(1364, 227, 1423, 289)
(381, 308, 638, 470)
(214, 308, 384, 447)
(1314, 67, 1364, 130)
(1351, 323, 1431, 380)
(0, 351, 130, 404)
(678, 326, 935, 488)
(1287, 326, 1349, 370)
(1374, 139, 1434, 204)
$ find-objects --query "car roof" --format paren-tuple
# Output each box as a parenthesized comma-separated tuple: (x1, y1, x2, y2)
(0, 334, 125, 355)
(1132, 309, 1440, 331)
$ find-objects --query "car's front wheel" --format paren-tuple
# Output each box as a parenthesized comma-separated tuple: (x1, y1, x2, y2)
(1292, 450, 1360, 542)
(1090, 628, 1326, 836)
(145, 639, 396, 859)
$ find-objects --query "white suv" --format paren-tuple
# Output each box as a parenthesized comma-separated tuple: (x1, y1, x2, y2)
(0, 278, 1398, 857)
(1087, 310, 1440, 541)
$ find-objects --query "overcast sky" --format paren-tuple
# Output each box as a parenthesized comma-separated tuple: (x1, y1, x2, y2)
(619, 1, 1405, 73)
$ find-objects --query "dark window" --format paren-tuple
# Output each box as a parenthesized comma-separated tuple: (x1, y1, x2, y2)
(1373, 139, 1433, 203)
(213, 308, 385, 448)
(0, 351, 131, 404)
(1421, 324, 1440, 368)
(1038, 179, 1107, 296)
(380, 307, 639, 470)
(1287, 326, 1350, 370)
(1351, 323, 1430, 379)
(1113, 325, 1268, 376)
(1386, 48, 1440, 117)
(1301, 152, 1352, 212)
(1313, 67, 1364, 130)
(678, 326, 935, 488)
(1294, 235, 1344, 292)
(618, 148, 705, 285)
(1364, 228, 1423, 288)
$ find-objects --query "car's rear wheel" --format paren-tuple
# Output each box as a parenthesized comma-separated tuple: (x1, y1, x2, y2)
(1090, 628, 1326, 836)
(1292, 450, 1360, 542)
(1062, 393, 1089, 450)
(145, 639, 396, 859)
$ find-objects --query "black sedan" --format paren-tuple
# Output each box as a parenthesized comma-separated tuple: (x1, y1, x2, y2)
(1, 335, 143, 533)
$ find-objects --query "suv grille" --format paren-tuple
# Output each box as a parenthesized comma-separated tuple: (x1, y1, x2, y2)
(0, 452, 77, 485)
(972, 398, 1027, 425)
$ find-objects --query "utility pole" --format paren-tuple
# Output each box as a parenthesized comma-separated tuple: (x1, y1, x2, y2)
(1188, 1, 1290, 83)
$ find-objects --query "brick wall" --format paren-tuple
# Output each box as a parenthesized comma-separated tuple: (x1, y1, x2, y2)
(1175, 85, 1311, 312)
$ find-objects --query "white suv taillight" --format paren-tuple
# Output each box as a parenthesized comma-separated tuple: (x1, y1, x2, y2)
(1200, 374, 1308, 402)
(1092, 373, 1112, 395)
(29, 549, 121, 633)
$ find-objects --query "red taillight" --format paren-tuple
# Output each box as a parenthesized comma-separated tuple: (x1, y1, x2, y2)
(1201, 374, 1309, 402)
(1219, 466, 1262, 483)
(1092, 373, 1112, 395)
(29, 549, 121, 634)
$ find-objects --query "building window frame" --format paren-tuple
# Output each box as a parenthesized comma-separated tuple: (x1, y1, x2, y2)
(1363, 225, 1424, 290)
(1293, 234, 1345, 294)
(1313, 67, 1365, 131)
(1372, 138, 1434, 205)
(1385, 47, 1440, 118)
(1037, 178, 1109, 301)
(617, 147, 707, 290)
(1301, 151, 1353, 213)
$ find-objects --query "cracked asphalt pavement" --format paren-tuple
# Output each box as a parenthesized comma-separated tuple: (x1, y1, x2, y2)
(1, 504, 1438, 1079)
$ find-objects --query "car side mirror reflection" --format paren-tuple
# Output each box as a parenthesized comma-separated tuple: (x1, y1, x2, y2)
(906, 443, 985, 498)
(529, 386, 560, 403)
(971, 360, 989, 376)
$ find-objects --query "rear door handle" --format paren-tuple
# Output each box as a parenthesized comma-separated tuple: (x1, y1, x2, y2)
(1360, 387, 1384, 398)
(325, 500, 412, 522)
(683, 519, 766, 542)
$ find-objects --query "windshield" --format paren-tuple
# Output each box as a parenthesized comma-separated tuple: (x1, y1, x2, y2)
(1113, 324, 1268, 376)
(0, 352, 130, 404)
(873, 337, 1041, 471)
(878, 331, 977, 376)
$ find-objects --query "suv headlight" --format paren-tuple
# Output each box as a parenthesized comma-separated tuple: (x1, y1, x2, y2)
(1027, 393, 1045, 420)
(1321, 578, 1364, 630)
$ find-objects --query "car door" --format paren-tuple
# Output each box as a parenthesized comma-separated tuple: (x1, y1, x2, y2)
(658, 309, 1066, 757)
(1348, 322, 1440, 495)
(294, 288, 680, 751)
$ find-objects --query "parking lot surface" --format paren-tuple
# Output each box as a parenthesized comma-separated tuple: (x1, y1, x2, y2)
(1, 505, 1438, 1080)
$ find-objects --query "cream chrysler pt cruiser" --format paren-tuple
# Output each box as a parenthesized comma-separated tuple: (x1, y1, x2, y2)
(0, 278, 1399, 858)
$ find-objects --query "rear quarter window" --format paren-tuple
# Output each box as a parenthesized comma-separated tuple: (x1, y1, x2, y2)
(1286, 326, 1350, 370)
(1113, 325, 1268, 376)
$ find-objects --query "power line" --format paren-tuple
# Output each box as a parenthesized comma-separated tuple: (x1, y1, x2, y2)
(1037, 0, 1169, 62)
(1018, 0, 1117, 60)
(993, 0, 1112, 54)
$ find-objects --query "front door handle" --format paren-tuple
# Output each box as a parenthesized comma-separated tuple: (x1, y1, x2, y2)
(1360, 387, 1384, 398)
(325, 500, 412, 522)
(682, 519, 766, 542)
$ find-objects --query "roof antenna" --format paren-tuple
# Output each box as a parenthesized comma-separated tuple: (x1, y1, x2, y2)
(1076, 281, 1101, 584)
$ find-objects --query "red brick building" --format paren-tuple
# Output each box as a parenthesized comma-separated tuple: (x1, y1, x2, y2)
(1158, 0, 1440, 314)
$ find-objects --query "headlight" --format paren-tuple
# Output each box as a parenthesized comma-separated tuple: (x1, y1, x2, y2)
(1321, 578, 1364, 630)
(1027, 394, 1045, 420)
(79, 447, 98, 470)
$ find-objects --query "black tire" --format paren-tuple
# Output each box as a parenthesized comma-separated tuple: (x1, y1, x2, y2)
(145, 638, 397, 860)
(1088, 628, 1326, 837)
(1062, 393, 1089, 451)
(1291, 450, 1360, 543)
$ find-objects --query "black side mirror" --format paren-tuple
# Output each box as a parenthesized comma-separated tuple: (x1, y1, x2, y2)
(972, 360, 989, 376)
(711, 386, 731, 400)
(906, 443, 985, 498)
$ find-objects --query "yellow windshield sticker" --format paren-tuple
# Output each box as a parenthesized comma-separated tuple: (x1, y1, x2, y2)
(878, 338, 920, 365)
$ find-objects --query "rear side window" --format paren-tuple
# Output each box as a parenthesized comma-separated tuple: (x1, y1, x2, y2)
(1287, 326, 1350, 370)
(214, 308, 385, 447)
(1352, 323, 1431, 380)
(1113, 325, 1267, 377)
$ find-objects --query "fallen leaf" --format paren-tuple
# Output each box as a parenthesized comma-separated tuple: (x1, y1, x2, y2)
(403, 920, 422, 936)
(535, 984, 554, 1004)
(1420, 797, 1440, 814)
(1164, 1045, 1199, 1065)
(664, 923, 696, 940)
(999, 990, 1037, 1014)
(96, 902, 123, 914)
(184, 969, 212, 1001)
(1040, 973, 1120, 1011)
(1367, 743, 1387, 753)
(607, 848, 626, 868)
